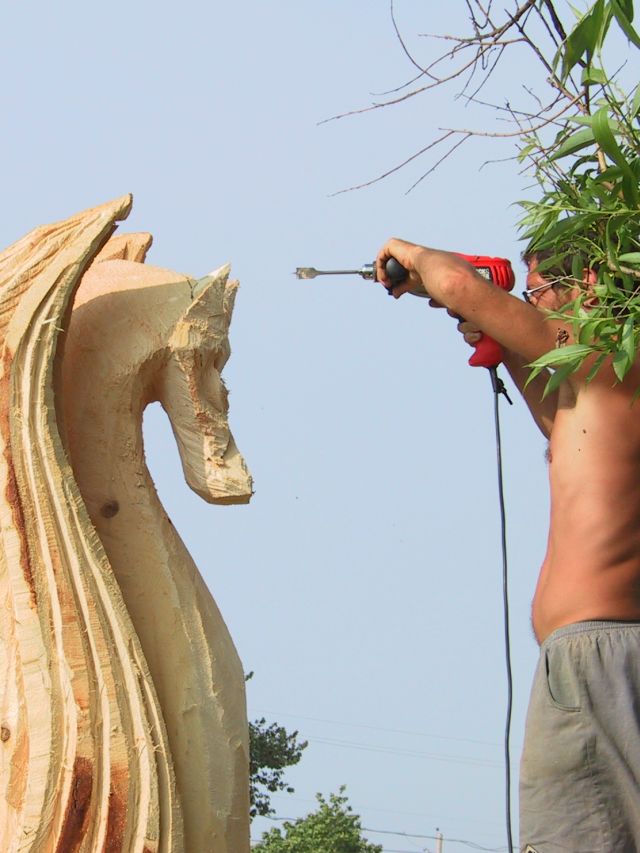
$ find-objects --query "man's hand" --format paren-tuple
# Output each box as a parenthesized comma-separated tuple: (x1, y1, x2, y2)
(375, 238, 479, 306)
(375, 238, 431, 299)
(456, 319, 483, 346)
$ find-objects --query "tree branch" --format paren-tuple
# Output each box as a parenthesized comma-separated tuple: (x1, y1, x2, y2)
(541, 0, 567, 41)
(389, 0, 437, 82)
(329, 131, 459, 195)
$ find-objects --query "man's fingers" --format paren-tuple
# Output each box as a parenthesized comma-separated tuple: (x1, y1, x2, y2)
(376, 238, 423, 288)
(457, 320, 481, 334)
(386, 281, 413, 299)
(455, 319, 482, 345)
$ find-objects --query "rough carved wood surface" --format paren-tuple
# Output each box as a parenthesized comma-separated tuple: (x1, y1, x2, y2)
(0, 196, 253, 852)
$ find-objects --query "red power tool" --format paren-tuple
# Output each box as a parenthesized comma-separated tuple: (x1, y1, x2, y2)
(295, 254, 515, 369)
(451, 253, 515, 368)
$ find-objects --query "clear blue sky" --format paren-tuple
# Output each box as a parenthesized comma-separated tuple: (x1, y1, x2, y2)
(2, 3, 566, 850)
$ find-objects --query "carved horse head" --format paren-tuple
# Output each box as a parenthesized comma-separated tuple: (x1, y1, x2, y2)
(65, 249, 253, 506)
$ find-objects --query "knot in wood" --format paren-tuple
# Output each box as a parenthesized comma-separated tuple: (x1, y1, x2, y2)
(100, 500, 120, 518)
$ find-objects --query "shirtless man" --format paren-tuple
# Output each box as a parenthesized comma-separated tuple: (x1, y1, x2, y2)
(376, 238, 640, 853)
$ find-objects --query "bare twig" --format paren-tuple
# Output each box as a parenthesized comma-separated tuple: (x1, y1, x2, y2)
(479, 152, 522, 170)
(460, 43, 507, 102)
(532, 3, 563, 48)
(389, 0, 436, 81)
(608, 259, 640, 279)
(318, 42, 495, 124)
(328, 131, 458, 195)
(322, 0, 572, 130)
(320, 34, 525, 126)
(461, 89, 565, 124)
(406, 134, 474, 193)
(523, 84, 546, 112)
(418, 0, 538, 47)
(439, 91, 584, 139)
(370, 70, 429, 98)
(541, 0, 568, 42)
(506, 10, 580, 107)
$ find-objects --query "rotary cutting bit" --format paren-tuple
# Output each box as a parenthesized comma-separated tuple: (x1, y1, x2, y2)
(295, 258, 410, 284)
(293, 258, 428, 297)
(294, 264, 377, 281)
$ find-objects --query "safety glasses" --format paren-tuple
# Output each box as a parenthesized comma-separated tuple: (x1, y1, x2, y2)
(522, 281, 554, 303)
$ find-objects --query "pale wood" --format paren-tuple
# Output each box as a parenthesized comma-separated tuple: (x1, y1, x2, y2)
(0, 197, 253, 852)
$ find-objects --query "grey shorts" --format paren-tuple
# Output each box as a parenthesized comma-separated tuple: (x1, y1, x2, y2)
(520, 621, 640, 852)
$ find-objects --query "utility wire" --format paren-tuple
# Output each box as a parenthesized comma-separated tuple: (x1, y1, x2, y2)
(262, 815, 509, 851)
(363, 825, 509, 851)
(250, 709, 503, 749)
(307, 735, 502, 768)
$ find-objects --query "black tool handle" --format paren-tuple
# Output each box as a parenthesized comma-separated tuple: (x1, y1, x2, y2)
(384, 256, 429, 298)
(385, 257, 409, 286)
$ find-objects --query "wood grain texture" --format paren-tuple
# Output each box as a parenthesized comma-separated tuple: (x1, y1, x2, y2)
(0, 198, 252, 852)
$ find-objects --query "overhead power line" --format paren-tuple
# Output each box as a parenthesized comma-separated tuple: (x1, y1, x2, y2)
(263, 815, 510, 852)
(251, 708, 504, 748)
(308, 734, 503, 769)
(362, 825, 509, 851)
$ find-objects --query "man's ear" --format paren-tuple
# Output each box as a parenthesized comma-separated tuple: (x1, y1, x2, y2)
(584, 268, 597, 285)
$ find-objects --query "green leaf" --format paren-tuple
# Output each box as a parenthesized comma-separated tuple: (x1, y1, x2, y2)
(572, 252, 586, 284)
(558, 0, 611, 80)
(531, 212, 597, 247)
(543, 360, 581, 397)
(530, 343, 595, 369)
(524, 364, 548, 389)
(614, 0, 635, 20)
(517, 142, 537, 162)
(611, 0, 640, 47)
(581, 66, 607, 85)
(550, 127, 596, 160)
(591, 107, 638, 205)
(585, 352, 607, 383)
(613, 349, 632, 381)
(632, 83, 640, 118)
(569, 114, 595, 126)
(618, 253, 640, 263)
(622, 316, 636, 363)
(577, 319, 600, 344)
(601, 270, 620, 295)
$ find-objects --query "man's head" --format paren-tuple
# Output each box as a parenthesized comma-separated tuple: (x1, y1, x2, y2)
(522, 249, 597, 311)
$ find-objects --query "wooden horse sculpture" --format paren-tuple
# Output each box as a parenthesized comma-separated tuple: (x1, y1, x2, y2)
(0, 196, 253, 852)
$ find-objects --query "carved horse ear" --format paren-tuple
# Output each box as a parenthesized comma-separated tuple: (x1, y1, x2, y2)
(184, 263, 239, 333)
(93, 232, 153, 264)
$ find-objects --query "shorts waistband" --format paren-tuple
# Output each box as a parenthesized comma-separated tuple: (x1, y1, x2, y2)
(542, 619, 640, 650)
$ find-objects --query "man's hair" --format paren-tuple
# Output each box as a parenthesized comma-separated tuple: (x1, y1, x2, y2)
(521, 247, 574, 278)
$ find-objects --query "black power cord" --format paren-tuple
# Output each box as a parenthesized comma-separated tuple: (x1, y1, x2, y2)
(488, 366, 514, 853)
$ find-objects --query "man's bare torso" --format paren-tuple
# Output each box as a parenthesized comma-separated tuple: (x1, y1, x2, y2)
(532, 368, 640, 642)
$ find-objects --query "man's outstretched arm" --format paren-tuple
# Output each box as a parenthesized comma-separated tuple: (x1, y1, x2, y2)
(375, 238, 571, 366)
